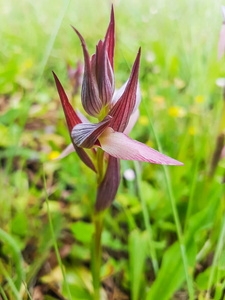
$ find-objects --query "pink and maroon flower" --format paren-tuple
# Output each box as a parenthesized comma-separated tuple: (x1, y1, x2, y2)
(53, 6, 183, 211)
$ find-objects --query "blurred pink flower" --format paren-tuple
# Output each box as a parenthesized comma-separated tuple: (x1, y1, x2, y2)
(67, 60, 83, 95)
(53, 6, 183, 210)
(218, 6, 225, 60)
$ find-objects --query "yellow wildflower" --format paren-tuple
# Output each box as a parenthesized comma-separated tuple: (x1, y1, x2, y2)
(195, 95, 204, 103)
(24, 59, 33, 69)
(188, 126, 196, 136)
(139, 116, 149, 126)
(48, 151, 61, 160)
(168, 106, 186, 118)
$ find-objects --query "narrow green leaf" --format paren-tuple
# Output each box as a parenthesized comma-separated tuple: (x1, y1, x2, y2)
(129, 230, 148, 300)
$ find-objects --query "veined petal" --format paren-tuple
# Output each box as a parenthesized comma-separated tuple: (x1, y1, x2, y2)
(52, 72, 81, 132)
(95, 156, 120, 211)
(95, 40, 115, 105)
(53, 143, 75, 160)
(111, 80, 127, 107)
(111, 80, 141, 113)
(71, 116, 112, 148)
(124, 109, 140, 135)
(72, 26, 102, 116)
(99, 128, 184, 165)
(109, 48, 141, 132)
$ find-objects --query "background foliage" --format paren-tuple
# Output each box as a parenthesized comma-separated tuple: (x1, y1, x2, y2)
(0, 0, 225, 299)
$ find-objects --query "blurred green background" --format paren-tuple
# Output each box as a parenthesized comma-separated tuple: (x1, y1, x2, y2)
(0, 0, 225, 299)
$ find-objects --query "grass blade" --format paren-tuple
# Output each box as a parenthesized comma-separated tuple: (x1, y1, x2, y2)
(0, 260, 21, 300)
(0, 284, 8, 300)
(207, 193, 225, 299)
(0, 228, 24, 291)
(42, 165, 72, 300)
(143, 97, 194, 300)
(134, 161, 159, 275)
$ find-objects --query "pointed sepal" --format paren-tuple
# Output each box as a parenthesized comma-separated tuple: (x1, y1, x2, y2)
(105, 5, 115, 70)
(109, 48, 141, 132)
(73, 144, 97, 173)
(52, 72, 81, 132)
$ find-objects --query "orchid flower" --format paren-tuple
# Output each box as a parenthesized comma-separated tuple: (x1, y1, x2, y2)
(53, 6, 183, 211)
(67, 60, 83, 95)
(218, 6, 225, 60)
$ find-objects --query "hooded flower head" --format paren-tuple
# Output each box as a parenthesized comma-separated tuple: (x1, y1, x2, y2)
(53, 6, 183, 211)
(71, 7, 115, 117)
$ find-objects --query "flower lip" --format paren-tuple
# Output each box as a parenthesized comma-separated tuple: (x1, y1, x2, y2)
(71, 115, 112, 148)
(99, 127, 184, 166)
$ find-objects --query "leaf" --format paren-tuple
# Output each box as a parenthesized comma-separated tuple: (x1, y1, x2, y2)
(10, 212, 28, 237)
(146, 239, 196, 300)
(129, 230, 148, 300)
(71, 221, 94, 244)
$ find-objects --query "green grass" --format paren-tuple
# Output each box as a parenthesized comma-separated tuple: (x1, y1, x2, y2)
(0, 0, 225, 299)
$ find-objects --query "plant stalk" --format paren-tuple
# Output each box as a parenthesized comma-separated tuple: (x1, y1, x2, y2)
(91, 212, 104, 300)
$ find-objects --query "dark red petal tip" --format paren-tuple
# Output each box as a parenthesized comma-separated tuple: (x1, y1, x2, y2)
(108, 48, 141, 132)
(71, 26, 91, 71)
(52, 72, 81, 132)
(105, 5, 115, 70)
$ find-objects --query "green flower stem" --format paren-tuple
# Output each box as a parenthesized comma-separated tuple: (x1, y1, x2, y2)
(96, 148, 105, 184)
(91, 211, 104, 300)
(91, 147, 106, 299)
